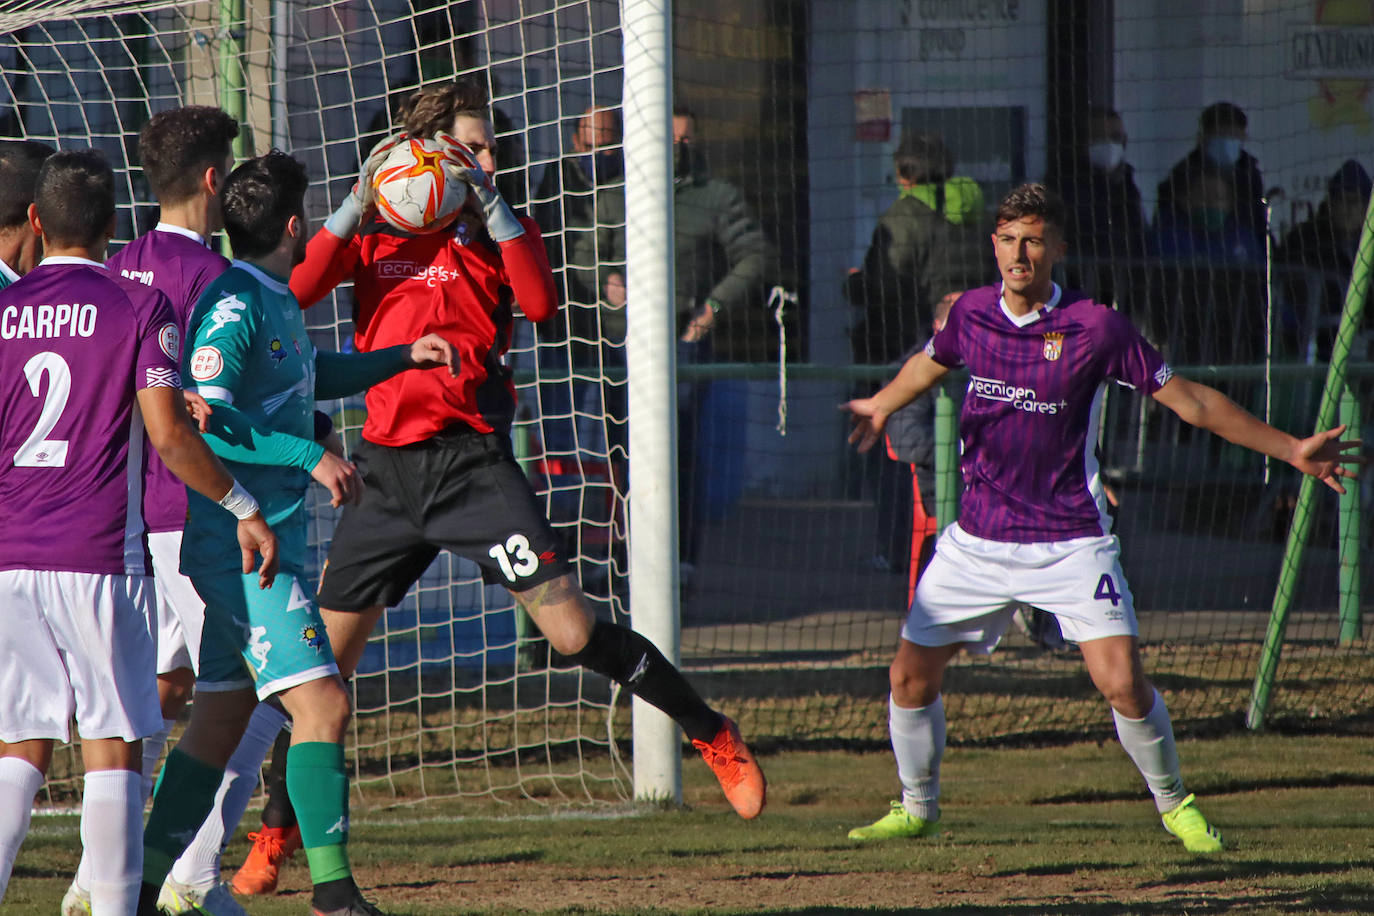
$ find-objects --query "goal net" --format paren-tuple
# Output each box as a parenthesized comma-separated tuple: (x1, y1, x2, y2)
(9, 0, 1372, 809)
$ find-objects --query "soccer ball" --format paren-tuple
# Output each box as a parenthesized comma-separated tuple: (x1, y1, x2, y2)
(372, 136, 469, 234)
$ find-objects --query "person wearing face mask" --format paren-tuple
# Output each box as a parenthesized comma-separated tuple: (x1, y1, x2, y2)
(1154, 165, 1266, 368)
(1156, 102, 1268, 251)
(531, 105, 624, 458)
(1280, 159, 1373, 359)
(1047, 107, 1149, 265)
(533, 104, 622, 307)
(563, 103, 779, 589)
(1154, 166, 1263, 265)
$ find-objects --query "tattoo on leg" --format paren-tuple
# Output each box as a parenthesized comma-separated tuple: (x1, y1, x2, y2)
(513, 574, 581, 614)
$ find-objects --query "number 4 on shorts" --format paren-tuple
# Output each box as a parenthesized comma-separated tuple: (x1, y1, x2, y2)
(1094, 573, 1121, 606)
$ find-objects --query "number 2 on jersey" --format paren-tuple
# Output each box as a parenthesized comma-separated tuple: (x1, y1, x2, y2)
(13, 351, 71, 468)
(1094, 573, 1121, 607)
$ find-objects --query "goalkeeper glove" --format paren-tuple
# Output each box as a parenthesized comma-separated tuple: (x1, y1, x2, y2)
(439, 133, 525, 243)
(325, 131, 406, 238)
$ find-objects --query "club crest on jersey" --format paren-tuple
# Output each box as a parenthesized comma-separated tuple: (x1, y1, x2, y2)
(1042, 331, 1065, 361)
(300, 624, 325, 653)
(268, 337, 287, 365)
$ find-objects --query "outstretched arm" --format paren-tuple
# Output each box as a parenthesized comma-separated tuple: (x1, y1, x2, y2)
(843, 350, 951, 453)
(138, 386, 279, 586)
(1152, 375, 1364, 493)
(314, 334, 459, 399)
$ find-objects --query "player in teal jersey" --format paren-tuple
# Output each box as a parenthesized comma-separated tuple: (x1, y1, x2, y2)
(0, 140, 54, 288)
(136, 151, 456, 916)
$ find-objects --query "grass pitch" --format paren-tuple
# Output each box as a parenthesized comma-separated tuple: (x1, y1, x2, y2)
(9, 733, 1374, 914)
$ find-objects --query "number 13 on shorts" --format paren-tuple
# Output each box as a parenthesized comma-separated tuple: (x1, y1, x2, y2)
(489, 534, 540, 582)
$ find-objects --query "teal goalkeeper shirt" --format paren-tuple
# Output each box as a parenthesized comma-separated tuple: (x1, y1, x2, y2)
(181, 261, 323, 575)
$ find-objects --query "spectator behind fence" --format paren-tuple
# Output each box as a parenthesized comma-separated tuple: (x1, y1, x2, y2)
(872, 289, 960, 591)
(534, 105, 621, 306)
(531, 105, 623, 455)
(1047, 106, 1150, 263)
(1153, 165, 1264, 265)
(846, 131, 990, 364)
(1154, 165, 1266, 367)
(1156, 101, 1268, 252)
(1280, 159, 1372, 360)
(567, 105, 777, 586)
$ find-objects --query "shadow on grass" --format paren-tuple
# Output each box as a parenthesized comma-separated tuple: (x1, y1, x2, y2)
(728, 887, 1374, 913)
(1038, 771, 1374, 804)
(1159, 858, 1374, 882)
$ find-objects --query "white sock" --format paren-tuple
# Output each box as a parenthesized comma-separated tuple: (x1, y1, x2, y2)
(71, 716, 179, 895)
(1112, 687, 1187, 813)
(80, 769, 142, 916)
(889, 694, 944, 822)
(169, 702, 288, 889)
(140, 717, 177, 801)
(0, 757, 45, 901)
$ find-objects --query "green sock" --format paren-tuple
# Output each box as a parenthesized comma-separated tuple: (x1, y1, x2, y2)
(286, 741, 352, 884)
(142, 749, 224, 886)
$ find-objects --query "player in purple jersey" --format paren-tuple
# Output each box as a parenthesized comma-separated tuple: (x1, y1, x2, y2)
(0, 141, 54, 287)
(107, 104, 237, 767)
(0, 149, 278, 915)
(58, 106, 243, 916)
(843, 183, 1362, 854)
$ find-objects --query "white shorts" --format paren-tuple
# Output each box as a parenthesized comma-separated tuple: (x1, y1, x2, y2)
(903, 523, 1137, 654)
(148, 530, 205, 675)
(0, 569, 163, 743)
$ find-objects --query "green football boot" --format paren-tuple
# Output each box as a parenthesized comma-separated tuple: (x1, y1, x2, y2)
(1161, 793, 1224, 854)
(847, 800, 939, 840)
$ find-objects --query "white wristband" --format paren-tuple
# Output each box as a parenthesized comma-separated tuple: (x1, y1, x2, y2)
(218, 480, 260, 521)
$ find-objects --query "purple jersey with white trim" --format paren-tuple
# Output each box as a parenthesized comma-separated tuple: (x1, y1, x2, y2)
(926, 283, 1172, 543)
(0, 259, 182, 575)
(108, 227, 229, 532)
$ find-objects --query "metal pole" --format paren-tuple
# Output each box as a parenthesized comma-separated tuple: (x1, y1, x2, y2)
(218, 0, 246, 259)
(270, 0, 289, 151)
(623, 0, 680, 805)
(934, 386, 958, 532)
(1248, 182, 1374, 728)
(1338, 385, 1362, 645)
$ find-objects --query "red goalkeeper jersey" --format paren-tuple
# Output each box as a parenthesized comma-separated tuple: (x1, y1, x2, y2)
(291, 216, 556, 446)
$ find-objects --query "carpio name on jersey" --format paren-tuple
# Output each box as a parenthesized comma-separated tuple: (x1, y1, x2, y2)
(0, 302, 97, 340)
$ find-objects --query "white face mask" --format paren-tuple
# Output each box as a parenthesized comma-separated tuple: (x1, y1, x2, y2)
(1088, 141, 1125, 172)
(1205, 136, 1243, 166)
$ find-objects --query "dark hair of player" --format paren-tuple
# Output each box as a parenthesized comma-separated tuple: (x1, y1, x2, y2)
(1198, 101, 1246, 134)
(0, 139, 56, 230)
(995, 182, 1067, 236)
(398, 78, 490, 139)
(221, 150, 308, 260)
(138, 105, 239, 205)
(893, 131, 954, 185)
(672, 103, 696, 121)
(33, 148, 115, 247)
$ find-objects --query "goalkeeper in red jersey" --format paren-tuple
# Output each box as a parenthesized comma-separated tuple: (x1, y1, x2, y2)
(220, 78, 765, 897)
